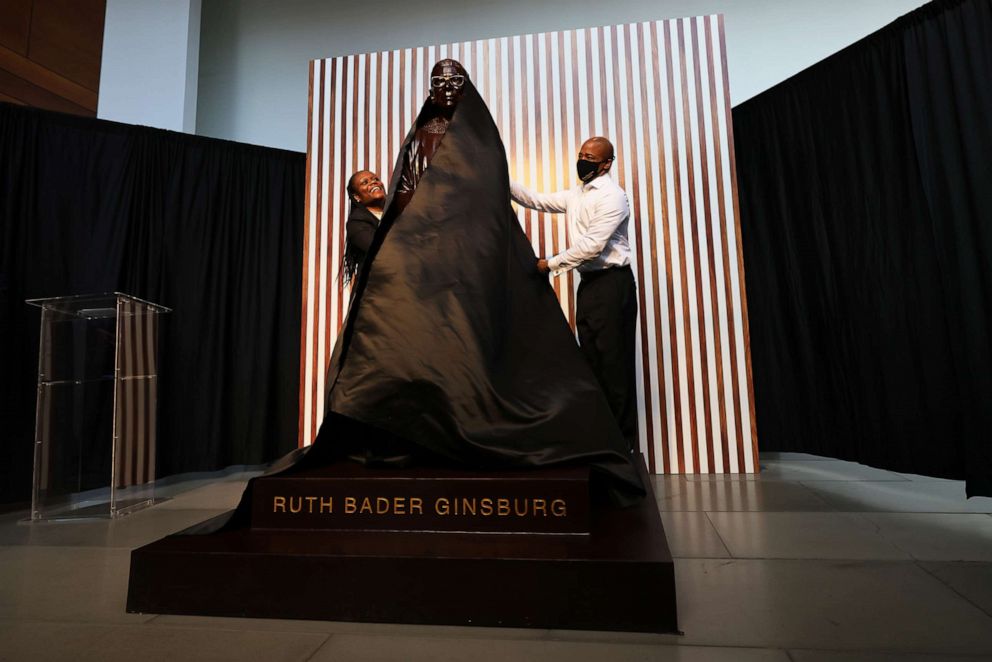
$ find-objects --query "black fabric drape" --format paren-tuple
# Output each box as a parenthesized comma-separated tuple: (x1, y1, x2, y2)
(223, 83, 645, 530)
(733, 0, 991, 495)
(310, 84, 643, 504)
(0, 104, 304, 505)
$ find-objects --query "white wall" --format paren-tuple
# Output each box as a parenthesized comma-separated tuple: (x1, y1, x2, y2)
(99, 0, 202, 132)
(196, 0, 927, 151)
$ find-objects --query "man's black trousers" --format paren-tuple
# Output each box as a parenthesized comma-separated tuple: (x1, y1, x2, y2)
(576, 265, 638, 452)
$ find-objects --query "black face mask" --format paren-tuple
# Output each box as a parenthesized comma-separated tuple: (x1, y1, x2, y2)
(576, 158, 600, 182)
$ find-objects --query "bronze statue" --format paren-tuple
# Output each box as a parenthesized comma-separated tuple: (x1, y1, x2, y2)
(393, 59, 468, 215)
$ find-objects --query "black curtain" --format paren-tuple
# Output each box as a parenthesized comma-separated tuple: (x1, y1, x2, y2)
(733, 0, 991, 496)
(0, 104, 305, 505)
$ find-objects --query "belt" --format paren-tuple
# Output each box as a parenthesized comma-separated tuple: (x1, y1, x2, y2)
(578, 264, 631, 280)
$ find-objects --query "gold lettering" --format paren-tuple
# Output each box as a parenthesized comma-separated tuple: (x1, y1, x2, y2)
(410, 497, 423, 515)
(513, 498, 528, 517)
(497, 498, 510, 516)
(435, 497, 450, 515)
(268, 495, 569, 518)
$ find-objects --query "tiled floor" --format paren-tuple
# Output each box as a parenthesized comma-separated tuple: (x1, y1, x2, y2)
(2, 453, 991, 661)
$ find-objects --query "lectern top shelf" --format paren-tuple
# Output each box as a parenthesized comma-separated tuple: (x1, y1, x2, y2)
(26, 292, 172, 318)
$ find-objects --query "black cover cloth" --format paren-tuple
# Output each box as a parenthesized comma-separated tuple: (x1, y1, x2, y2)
(0, 104, 304, 505)
(732, 0, 991, 496)
(342, 203, 380, 285)
(254, 83, 644, 508)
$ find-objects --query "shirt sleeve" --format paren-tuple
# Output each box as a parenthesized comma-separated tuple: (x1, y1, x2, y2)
(510, 180, 569, 213)
(548, 188, 628, 273)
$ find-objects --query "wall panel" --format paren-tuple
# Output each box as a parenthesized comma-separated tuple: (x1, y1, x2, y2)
(0, 0, 105, 116)
(301, 16, 758, 474)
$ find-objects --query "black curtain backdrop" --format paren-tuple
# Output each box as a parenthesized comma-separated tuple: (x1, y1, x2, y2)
(0, 104, 305, 505)
(733, 0, 991, 496)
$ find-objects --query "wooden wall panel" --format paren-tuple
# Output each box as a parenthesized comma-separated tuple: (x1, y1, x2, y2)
(0, 0, 105, 116)
(0, 0, 33, 55)
(300, 16, 760, 475)
(0, 66, 89, 113)
(30, 0, 106, 91)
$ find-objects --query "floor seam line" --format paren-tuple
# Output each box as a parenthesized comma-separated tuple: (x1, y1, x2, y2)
(702, 510, 734, 558)
(913, 561, 992, 620)
(299, 632, 334, 661)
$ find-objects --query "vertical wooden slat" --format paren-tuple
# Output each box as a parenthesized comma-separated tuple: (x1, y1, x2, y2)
(634, 22, 668, 471)
(610, 25, 652, 466)
(692, 17, 729, 473)
(308, 60, 326, 441)
(520, 35, 533, 243)
(544, 34, 561, 302)
(718, 15, 760, 472)
(298, 59, 315, 446)
(387, 51, 395, 181)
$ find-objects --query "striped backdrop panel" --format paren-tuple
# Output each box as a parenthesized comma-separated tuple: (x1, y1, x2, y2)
(114, 298, 159, 489)
(300, 15, 759, 474)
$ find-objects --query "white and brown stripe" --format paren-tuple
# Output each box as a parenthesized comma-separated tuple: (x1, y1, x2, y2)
(299, 16, 759, 474)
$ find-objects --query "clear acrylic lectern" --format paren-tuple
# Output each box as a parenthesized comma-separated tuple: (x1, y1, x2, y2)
(26, 293, 170, 520)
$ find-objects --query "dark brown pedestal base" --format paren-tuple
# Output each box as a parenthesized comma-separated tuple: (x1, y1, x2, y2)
(126, 456, 678, 633)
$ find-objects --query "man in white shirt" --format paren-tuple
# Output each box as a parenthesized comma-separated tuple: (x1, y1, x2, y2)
(511, 137, 638, 453)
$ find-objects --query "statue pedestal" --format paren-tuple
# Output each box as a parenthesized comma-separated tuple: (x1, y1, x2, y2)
(126, 455, 678, 633)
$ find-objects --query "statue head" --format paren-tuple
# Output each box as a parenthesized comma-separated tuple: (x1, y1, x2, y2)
(429, 59, 468, 116)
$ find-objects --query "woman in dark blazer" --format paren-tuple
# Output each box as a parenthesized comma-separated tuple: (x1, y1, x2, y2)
(342, 170, 386, 284)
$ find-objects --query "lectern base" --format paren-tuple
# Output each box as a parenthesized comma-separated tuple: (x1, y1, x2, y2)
(126, 457, 677, 633)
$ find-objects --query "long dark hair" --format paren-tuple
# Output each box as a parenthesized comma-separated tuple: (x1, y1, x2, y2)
(342, 203, 365, 286)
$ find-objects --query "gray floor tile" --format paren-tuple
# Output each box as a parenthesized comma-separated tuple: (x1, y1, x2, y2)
(0, 508, 228, 548)
(307, 634, 790, 661)
(153, 479, 250, 510)
(0, 546, 148, 624)
(894, 471, 969, 483)
(682, 472, 762, 482)
(789, 649, 992, 661)
(705, 512, 910, 560)
(802, 480, 992, 513)
(0, 621, 327, 662)
(674, 558, 992, 652)
(5, 460, 992, 660)
(862, 514, 992, 562)
(759, 452, 834, 462)
(917, 562, 992, 617)
(659, 510, 731, 558)
(657, 480, 833, 512)
(150, 614, 550, 640)
(155, 469, 261, 493)
(651, 475, 690, 499)
(758, 460, 908, 482)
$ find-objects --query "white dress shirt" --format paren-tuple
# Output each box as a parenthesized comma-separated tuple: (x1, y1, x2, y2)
(510, 175, 632, 275)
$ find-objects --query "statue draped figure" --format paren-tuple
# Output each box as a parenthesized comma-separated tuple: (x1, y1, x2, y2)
(230, 59, 644, 520)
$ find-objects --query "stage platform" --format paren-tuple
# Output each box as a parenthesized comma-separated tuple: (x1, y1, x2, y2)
(126, 456, 678, 633)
